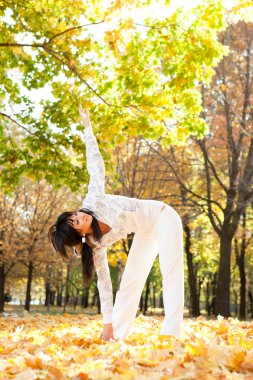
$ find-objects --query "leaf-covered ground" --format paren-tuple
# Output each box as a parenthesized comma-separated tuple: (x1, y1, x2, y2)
(0, 313, 252, 379)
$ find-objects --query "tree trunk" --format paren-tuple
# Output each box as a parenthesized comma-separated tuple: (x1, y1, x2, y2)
(73, 292, 78, 310)
(57, 292, 62, 307)
(233, 288, 238, 316)
(45, 281, 50, 309)
(198, 277, 204, 311)
(159, 290, 164, 313)
(215, 232, 232, 317)
(91, 291, 96, 307)
(45, 264, 53, 311)
(153, 283, 156, 310)
(184, 223, 200, 317)
(96, 287, 101, 315)
(235, 212, 247, 319)
(56, 267, 63, 307)
(144, 279, 150, 315)
(139, 293, 143, 312)
(117, 260, 124, 288)
(0, 263, 5, 313)
(63, 262, 71, 313)
(0, 230, 5, 313)
(127, 233, 134, 252)
(238, 260, 246, 319)
(25, 260, 34, 311)
(50, 290, 56, 306)
(210, 272, 217, 315)
(205, 278, 211, 316)
(235, 238, 246, 318)
(82, 287, 89, 308)
(248, 290, 253, 318)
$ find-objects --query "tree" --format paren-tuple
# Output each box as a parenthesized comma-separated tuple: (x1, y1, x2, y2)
(147, 20, 253, 318)
(0, 190, 20, 312)
(234, 207, 253, 318)
(197, 21, 253, 317)
(14, 179, 64, 310)
(0, 0, 228, 190)
(0, 177, 79, 312)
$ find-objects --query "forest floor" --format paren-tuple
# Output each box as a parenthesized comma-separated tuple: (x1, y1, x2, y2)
(0, 309, 252, 379)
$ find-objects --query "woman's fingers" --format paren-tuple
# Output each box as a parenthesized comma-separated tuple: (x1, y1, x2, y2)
(78, 106, 88, 114)
(78, 109, 85, 120)
(78, 107, 87, 118)
(78, 107, 90, 124)
(78, 108, 90, 128)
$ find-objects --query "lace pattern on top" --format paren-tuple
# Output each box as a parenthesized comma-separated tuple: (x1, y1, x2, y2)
(83, 126, 105, 200)
(83, 126, 161, 324)
(83, 126, 114, 324)
(92, 247, 113, 323)
(89, 226, 122, 249)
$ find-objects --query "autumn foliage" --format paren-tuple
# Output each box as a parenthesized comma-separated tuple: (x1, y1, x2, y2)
(0, 313, 253, 379)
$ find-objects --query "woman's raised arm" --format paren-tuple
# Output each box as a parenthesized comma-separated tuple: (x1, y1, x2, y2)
(79, 107, 105, 197)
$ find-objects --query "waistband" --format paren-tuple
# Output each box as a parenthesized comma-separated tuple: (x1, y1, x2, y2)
(125, 199, 168, 234)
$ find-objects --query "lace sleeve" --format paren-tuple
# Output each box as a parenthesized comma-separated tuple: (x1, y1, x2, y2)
(84, 126, 105, 197)
(93, 247, 113, 324)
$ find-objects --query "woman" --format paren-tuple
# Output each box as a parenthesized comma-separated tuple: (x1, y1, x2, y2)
(48, 108, 184, 342)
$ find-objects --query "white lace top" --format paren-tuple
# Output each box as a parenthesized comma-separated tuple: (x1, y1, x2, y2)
(81, 126, 138, 324)
(81, 125, 165, 324)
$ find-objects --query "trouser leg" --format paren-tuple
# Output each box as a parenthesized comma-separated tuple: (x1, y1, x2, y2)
(154, 206, 184, 338)
(112, 232, 158, 340)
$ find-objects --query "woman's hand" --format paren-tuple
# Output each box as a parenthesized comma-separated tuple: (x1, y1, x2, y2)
(78, 107, 91, 129)
(100, 323, 118, 342)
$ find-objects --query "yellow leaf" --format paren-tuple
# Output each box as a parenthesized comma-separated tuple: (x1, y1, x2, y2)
(185, 338, 207, 357)
(226, 350, 246, 371)
(137, 359, 158, 367)
(77, 373, 90, 380)
(25, 357, 44, 369)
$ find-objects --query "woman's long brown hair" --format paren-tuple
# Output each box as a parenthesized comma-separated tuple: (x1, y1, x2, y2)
(48, 208, 103, 285)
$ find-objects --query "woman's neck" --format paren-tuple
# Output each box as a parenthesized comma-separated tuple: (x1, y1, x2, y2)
(98, 221, 112, 236)
(86, 220, 111, 237)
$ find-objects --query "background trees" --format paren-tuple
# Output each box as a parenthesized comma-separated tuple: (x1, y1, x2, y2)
(143, 20, 253, 318)
(1, 0, 228, 190)
(1, 1, 253, 319)
(196, 21, 253, 317)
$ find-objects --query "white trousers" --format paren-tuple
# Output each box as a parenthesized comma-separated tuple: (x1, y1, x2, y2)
(112, 203, 184, 340)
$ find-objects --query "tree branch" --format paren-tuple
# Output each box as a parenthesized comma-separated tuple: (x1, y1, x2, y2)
(46, 21, 105, 44)
(0, 42, 43, 48)
(195, 138, 228, 193)
(147, 141, 224, 213)
(0, 41, 164, 110)
(0, 112, 40, 137)
(134, 22, 178, 31)
(0, 112, 67, 163)
(195, 138, 222, 234)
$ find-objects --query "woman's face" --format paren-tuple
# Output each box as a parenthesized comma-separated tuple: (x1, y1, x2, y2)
(69, 212, 93, 235)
